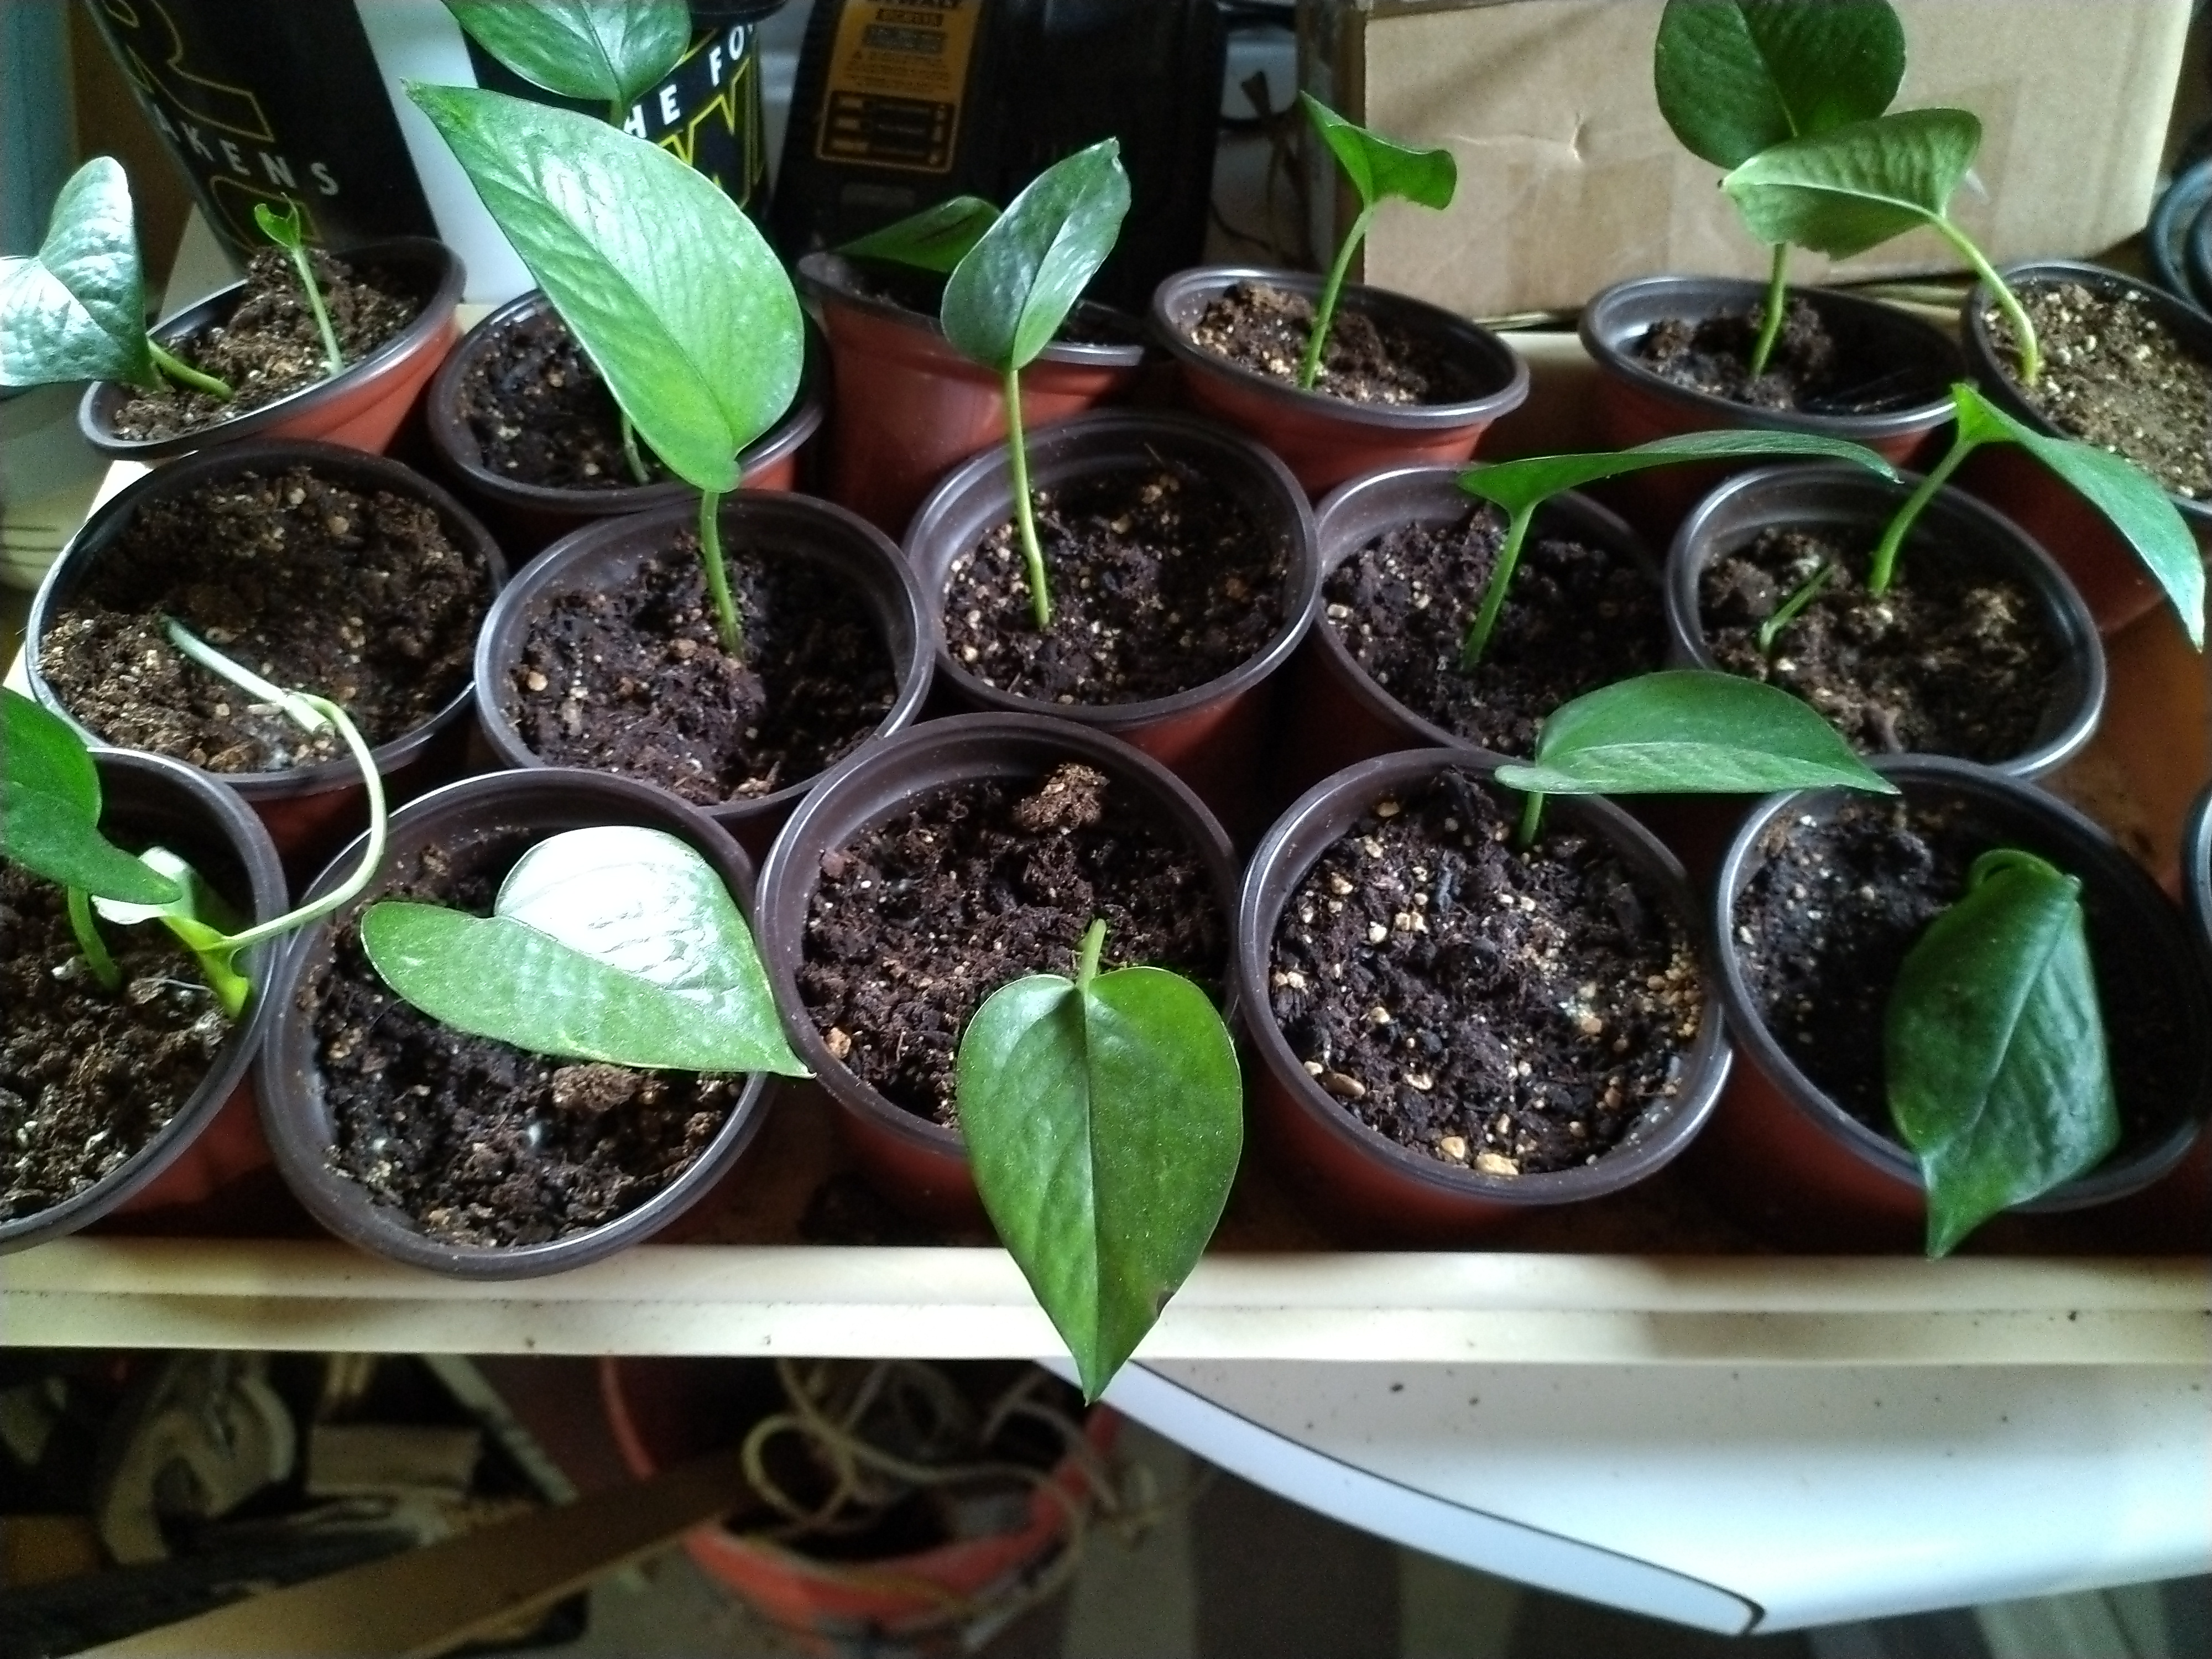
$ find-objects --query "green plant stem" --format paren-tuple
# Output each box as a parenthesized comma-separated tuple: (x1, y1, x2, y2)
(146, 338, 232, 401)
(1867, 429, 1984, 594)
(1458, 507, 1533, 670)
(1930, 217, 2039, 385)
(1297, 202, 1376, 392)
(1514, 789, 1544, 851)
(619, 412, 651, 484)
(697, 489, 743, 659)
(1748, 244, 1788, 378)
(1004, 367, 1052, 630)
(284, 245, 345, 376)
(1075, 917, 1105, 990)
(67, 886, 122, 992)
(1756, 561, 1834, 655)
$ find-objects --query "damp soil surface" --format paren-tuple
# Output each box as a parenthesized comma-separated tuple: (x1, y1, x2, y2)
(1698, 525, 2064, 764)
(107, 248, 424, 442)
(39, 465, 494, 771)
(798, 763, 1228, 1128)
(1985, 279, 2212, 503)
(452, 305, 675, 490)
(1187, 279, 1483, 406)
(1, 864, 235, 1222)
(826, 260, 1141, 348)
(1267, 769, 1703, 1177)
(315, 828, 740, 1248)
(508, 536, 896, 806)
(1323, 504, 1665, 755)
(943, 461, 1288, 706)
(1630, 297, 1844, 411)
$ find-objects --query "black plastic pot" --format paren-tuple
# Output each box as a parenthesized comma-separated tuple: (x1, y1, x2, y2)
(1234, 748, 1730, 1243)
(472, 491, 933, 859)
(753, 713, 1241, 1227)
(254, 768, 776, 1277)
(1, 750, 286, 1254)
(1696, 756, 2212, 1251)
(1665, 463, 2105, 779)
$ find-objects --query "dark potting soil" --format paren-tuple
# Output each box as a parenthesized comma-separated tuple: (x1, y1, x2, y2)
(797, 764, 1228, 1128)
(107, 248, 423, 442)
(314, 829, 739, 1248)
(837, 262, 1141, 350)
(39, 465, 494, 769)
(1734, 795, 2178, 1150)
(1323, 504, 1666, 755)
(943, 462, 1287, 705)
(1187, 279, 1481, 406)
(1699, 526, 2063, 764)
(0, 864, 234, 1222)
(509, 537, 896, 806)
(1987, 279, 2212, 502)
(1630, 297, 1843, 411)
(1267, 770, 1703, 1176)
(453, 305, 671, 489)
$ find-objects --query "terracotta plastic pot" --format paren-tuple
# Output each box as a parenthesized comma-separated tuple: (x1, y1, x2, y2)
(1235, 748, 1730, 1243)
(1956, 259, 2212, 636)
(423, 289, 827, 559)
(472, 491, 934, 860)
(1697, 757, 2212, 1252)
(1150, 265, 1530, 498)
(904, 409, 1318, 844)
(796, 252, 1147, 536)
(1579, 275, 1960, 534)
(1279, 462, 1656, 804)
(27, 439, 508, 885)
(79, 237, 464, 462)
(754, 713, 1241, 1227)
(2, 750, 286, 1254)
(254, 768, 775, 1277)
(1666, 463, 2105, 780)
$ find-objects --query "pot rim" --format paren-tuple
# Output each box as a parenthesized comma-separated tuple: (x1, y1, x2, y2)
(1710, 754, 2212, 1212)
(1149, 264, 1532, 432)
(754, 711, 1242, 1169)
(79, 236, 465, 461)
(2185, 782, 2212, 966)
(905, 408, 1321, 729)
(1234, 746, 1732, 1208)
(1578, 274, 1963, 441)
(471, 489, 936, 827)
(253, 766, 774, 1277)
(795, 250, 1149, 368)
(25, 437, 509, 802)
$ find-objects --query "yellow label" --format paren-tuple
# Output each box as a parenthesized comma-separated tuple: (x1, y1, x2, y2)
(815, 0, 982, 175)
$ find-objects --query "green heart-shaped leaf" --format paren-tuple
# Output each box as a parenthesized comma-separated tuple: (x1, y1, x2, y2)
(840, 196, 1000, 275)
(1, 688, 181, 904)
(958, 931, 1241, 1401)
(0, 156, 152, 390)
(1654, 0, 1905, 169)
(1886, 848, 2119, 1257)
(444, 0, 691, 109)
(1300, 92, 1455, 213)
(1494, 670, 1897, 796)
(942, 139, 1130, 372)
(363, 826, 805, 1074)
(1723, 107, 1982, 259)
(1458, 430, 1898, 519)
(406, 84, 801, 493)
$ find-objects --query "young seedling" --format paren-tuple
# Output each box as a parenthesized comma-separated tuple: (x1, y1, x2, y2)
(0, 156, 232, 400)
(252, 198, 343, 377)
(839, 196, 1001, 275)
(1653, 0, 1906, 375)
(1453, 429, 1900, 670)
(941, 139, 1131, 631)
(408, 85, 805, 659)
(1295, 94, 1455, 392)
(956, 919, 1241, 1401)
(1493, 668, 1895, 846)
(441, 0, 690, 126)
(1887, 847, 2117, 1256)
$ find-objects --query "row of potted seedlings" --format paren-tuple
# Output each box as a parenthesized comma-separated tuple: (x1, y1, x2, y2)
(4, 0, 2209, 1398)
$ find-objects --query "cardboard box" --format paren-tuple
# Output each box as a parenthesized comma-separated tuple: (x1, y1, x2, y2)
(1303, 0, 2193, 319)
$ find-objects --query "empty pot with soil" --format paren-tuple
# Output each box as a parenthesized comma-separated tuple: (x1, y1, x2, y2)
(2, 749, 286, 1254)
(254, 768, 778, 1276)
(1957, 260, 2212, 635)
(904, 409, 1317, 843)
(1150, 266, 1529, 498)
(1578, 276, 1960, 533)
(472, 490, 933, 859)
(754, 714, 1240, 1226)
(423, 289, 826, 559)
(1235, 748, 1729, 1243)
(1697, 756, 2212, 1252)
(80, 237, 465, 462)
(28, 439, 506, 882)
(1666, 464, 2104, 779)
